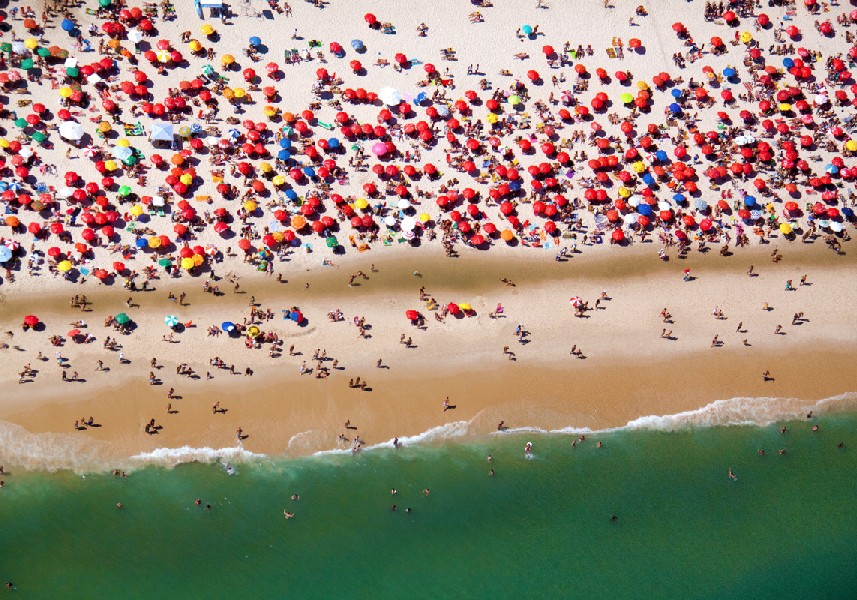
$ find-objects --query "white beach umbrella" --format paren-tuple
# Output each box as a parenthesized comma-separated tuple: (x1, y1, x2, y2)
(396, 199, 410, 210)
(58, 121, 84, 141)
(401, 216, 417, 231)
(378, 87, 402, 106)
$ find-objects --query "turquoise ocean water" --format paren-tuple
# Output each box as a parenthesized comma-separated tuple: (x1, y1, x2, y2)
(1, 412, 856, 599)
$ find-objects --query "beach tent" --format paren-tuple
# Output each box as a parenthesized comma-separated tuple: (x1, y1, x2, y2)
(150, 122, 174, 144)
(194, 0, 224, 19)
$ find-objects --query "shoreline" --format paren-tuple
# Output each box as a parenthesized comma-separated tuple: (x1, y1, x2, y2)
(2, 243, 856, 472)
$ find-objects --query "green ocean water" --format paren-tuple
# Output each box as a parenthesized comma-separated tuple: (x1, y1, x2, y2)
(1, 414, 856, 599)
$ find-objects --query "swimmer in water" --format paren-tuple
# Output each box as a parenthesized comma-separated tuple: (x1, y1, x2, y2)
(525, 442, 533, 454)
(284, 511, 294, 519)
(728, 468, 737, 480)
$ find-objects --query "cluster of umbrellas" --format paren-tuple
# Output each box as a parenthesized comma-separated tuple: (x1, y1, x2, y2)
(0, 2, 853, 281)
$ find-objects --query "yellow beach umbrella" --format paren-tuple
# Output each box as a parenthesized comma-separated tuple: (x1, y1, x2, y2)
(263, 105, 277, 117)
(179, 173, 193, 185)
(632, 161, 646, 173)
(485, 113, 498, 124)
(233, 87, 246, 99)
(222, 88, 235, 100)
(0, 139, 9, 149)
(192, 253, 204, 266)
(779, 223, 792, 235)
(188, 40, 202, 52)
(115, 138, 130, 147)
(247, 325, 261, 338)
(739, 31, 753, 44)
(259, 162, 273, 173)
(272, 231, 284, 243)
(59, 86, 73, 98)
(180, 257, 194, 270)
(24, 38, 38, 50)
(845, 140, 857, 152)
(419, 213, 430, 223)
(104, 160, 118, 171)
(272, 175, 285, 186)
(779, 103, 792, 112)
(130, 204, 144, 217)
(354, 198, 369, 209)
(618, 187, 631, 198)
(244, 200, 257, 211)
(147, 236, 161, 249)
(458, 303, 472, 311)
(200, 24, 214, 36)
(221, 54, 235, 66)
(57, 260, 73, 272)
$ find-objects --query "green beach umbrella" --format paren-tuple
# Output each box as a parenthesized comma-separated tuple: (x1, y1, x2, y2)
(158, 258, 173, 267)
(522, 24, 533, 35)
(620, 93, 634, 104)
(114, 312, 130, 325)
(66, 67, 79, 77)
(31, 131, 47, 143)
(122, 155, 137, 166)
(21, 58, 34, 71)
(37, 47, 51, 57)
(14, 118, 27, 128)
(99, 0, 112, 6)
(0, 43, 11, 53)
(118, 185, 132, 196)
(325, 236, 338, 248)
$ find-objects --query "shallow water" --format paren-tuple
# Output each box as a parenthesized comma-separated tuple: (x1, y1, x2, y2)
(1, 411, 856, 598)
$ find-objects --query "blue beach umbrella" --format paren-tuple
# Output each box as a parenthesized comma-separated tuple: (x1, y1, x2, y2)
(249, 36, 261, 47)
(221, 321, 235, 332)
(722, 67, 737, 78)
(327, 138, 340, 149)
(351, 39, 364, 50)
(642, 173, 655, 185)
(279, 138, 292, 149)
(61, 19, 75, 32)
(135, 237, 148, 248)
(655, 150, 668, 162)
(303, 166, 316, 178)
(165, 315, 179, 327)
(285, 189, 298, 200)
(277, 149, 290, 160)
(669, 102, 682, 114)
(694, 198, 708, 211)
(637, 204, 653, 216)
(744, 195, 757, 207)
(522, 24, 533, 35)
(0, 246, 12, 263)
(782, 58, 794, 69)
(672, 193, 686, 203)
(670, 88, 682, 98)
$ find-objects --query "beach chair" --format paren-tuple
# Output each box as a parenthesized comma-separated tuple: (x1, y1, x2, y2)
(124, 122, 144, 136)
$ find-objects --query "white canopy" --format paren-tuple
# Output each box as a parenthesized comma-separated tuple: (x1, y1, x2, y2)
(58, 121, 84, 141)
